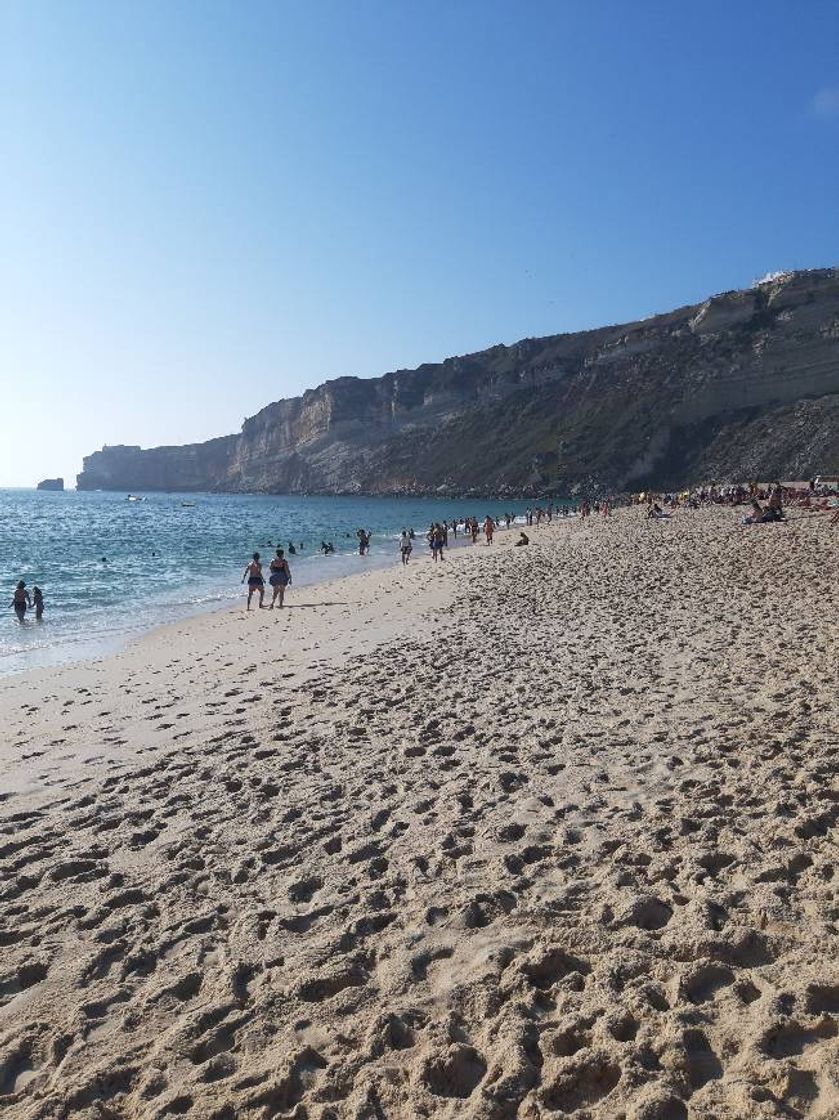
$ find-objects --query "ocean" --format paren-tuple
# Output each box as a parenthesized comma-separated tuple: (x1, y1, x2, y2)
(1, 489, 543, 677)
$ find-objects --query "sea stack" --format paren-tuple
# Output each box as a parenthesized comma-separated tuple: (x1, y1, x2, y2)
(36, 477, 64, 491)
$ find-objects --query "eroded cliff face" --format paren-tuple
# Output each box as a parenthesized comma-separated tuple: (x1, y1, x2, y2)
(77, 269, 839, 494)
(78, 437, 237, 493)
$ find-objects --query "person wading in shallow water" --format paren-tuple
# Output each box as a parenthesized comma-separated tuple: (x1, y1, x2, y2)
(11, 581, 31, 622)
(242, 552, 265, 610)
(268, 548, 292, 609)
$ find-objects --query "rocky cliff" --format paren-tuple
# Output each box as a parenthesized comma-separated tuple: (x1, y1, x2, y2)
(77, 269, 839, 495)
(36, 478, 64, 491)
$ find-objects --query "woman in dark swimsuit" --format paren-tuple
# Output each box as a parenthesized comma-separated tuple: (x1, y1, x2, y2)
(268, 548, 292, 609)
(241, 552, 265, 610)
(11, 581, 31, 622)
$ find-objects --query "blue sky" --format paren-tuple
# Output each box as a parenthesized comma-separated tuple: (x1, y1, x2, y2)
(2, 0, 838, 486)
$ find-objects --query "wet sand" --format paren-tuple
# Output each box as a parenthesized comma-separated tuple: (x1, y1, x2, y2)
(0, 507, 837, 1119)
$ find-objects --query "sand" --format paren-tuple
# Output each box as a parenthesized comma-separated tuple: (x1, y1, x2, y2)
(0, 508, 837, 1120)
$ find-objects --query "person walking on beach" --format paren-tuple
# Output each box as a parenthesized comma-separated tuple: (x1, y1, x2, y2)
(32, 586, 44, 620)
(400, 530, 412, 565)
(484, 516, 494, 545)
(429, 524, 445, 561)
(242, 552, 265, 610)
(268, 548, 292, 609)
(11, 581, 31, 622)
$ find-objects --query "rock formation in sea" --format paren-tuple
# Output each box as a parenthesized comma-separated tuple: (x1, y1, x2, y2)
(36, 478, 64, 491)
(76, 269, 839, 495)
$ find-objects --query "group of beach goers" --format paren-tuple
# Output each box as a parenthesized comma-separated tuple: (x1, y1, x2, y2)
(399, 513, 535, 566)
(10, 481, 837, 625)
(240, 510, 546, 603)
(637, 478, 839, 525)
(635, 477, 839, 512)
(241, 548, 293, 610)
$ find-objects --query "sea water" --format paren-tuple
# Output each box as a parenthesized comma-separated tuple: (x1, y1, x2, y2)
(0, 489, 542, 677)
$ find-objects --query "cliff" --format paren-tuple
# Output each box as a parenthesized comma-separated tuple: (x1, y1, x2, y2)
(36, 478, 64, 491)
(77, 269, 839, 495)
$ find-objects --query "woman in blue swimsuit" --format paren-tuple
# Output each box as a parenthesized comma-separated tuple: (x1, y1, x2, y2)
(268, 548, 292, 609)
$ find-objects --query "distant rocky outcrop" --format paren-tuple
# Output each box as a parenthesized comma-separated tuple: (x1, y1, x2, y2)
(36, 478, 64, 491)
(77, 269, 839, 496)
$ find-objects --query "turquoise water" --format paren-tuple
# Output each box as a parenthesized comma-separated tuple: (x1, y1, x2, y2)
(0, 489, 538, 676)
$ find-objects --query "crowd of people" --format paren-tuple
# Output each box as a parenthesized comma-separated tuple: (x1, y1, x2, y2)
(240, 510, 549, 603)
(12, 480, 837, 622)
(397, 508, 556, 564)
(635, 477, 839, 526)
(635, 477, 838, 514)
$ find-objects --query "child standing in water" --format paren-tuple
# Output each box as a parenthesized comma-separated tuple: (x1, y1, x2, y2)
(32, 586, 44, 620)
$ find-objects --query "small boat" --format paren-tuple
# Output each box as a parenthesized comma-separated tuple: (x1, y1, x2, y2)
(126, 494, 145, 502)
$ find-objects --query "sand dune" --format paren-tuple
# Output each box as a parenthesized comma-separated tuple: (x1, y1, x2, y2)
(0, 508, 837, 1119)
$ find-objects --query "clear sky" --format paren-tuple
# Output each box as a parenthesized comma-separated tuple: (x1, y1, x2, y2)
(2, 0, 838, 487)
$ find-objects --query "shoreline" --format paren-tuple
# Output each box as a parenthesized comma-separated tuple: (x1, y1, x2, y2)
(1, 505, 836, 1119)
(0, 522, 528, 682)
(0, 535, 407, 682)
(0, 488, 546, 680)
(0, 519, 556, 811)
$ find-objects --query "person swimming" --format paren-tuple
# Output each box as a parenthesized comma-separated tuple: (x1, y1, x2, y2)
(241, 552, 265, 610)
(11, 581, 31, 621)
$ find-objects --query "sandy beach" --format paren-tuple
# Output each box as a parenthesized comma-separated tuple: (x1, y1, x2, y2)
(0, 507, 836, 1120)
